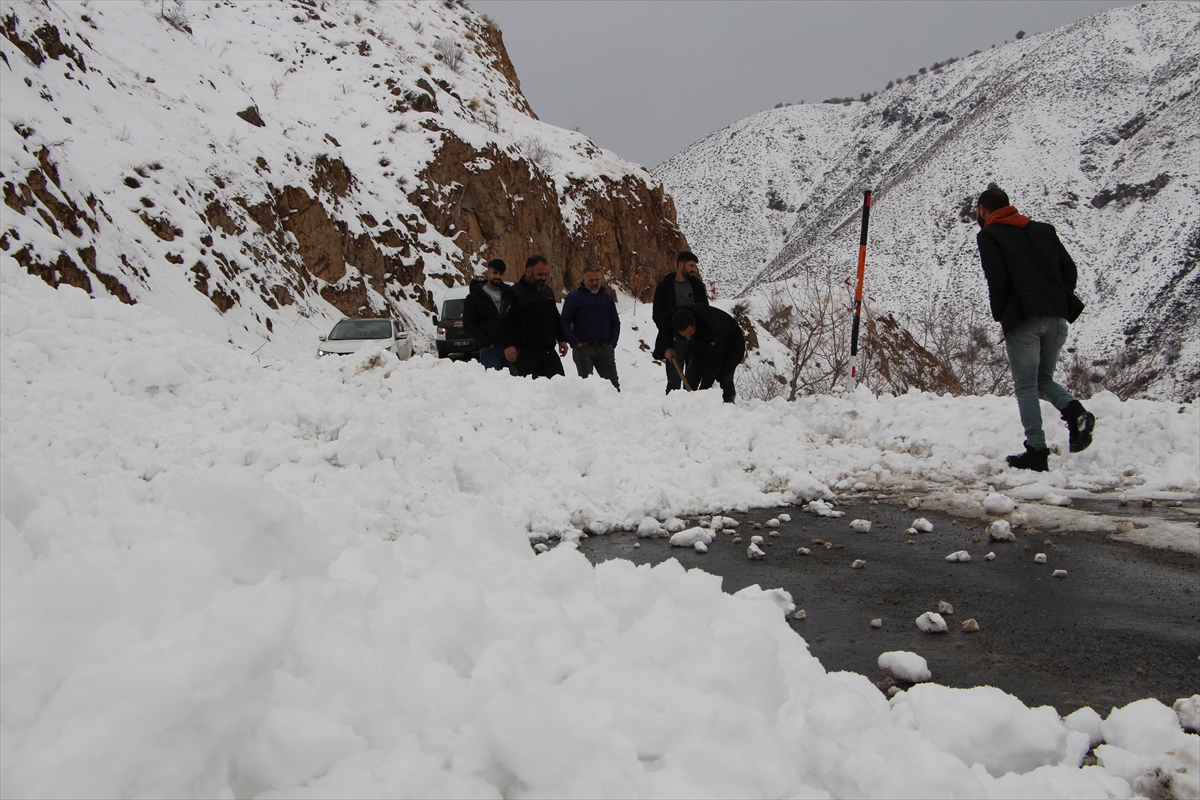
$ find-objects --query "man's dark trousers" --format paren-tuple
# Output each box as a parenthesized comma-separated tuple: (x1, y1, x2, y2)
(516, 349, 565, 379)
(572, 344, 619, 389)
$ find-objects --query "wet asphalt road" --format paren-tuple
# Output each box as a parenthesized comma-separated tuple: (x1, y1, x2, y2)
(579, 499, 1200, 714)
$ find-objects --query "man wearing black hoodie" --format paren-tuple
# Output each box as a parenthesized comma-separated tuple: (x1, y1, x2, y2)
(976, 186, 1096, 471)
(463, 258, 515, 374)
(502, 255, 569, 379)
(652, 251, 709, 394)
(670, 303, 745, 403)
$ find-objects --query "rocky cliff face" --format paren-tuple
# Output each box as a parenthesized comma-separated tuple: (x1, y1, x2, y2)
(657, 3, 1200, 400)
(1, 1, 686, 356)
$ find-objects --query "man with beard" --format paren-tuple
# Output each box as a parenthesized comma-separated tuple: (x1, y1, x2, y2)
(652, 251, 708, 394)
(503, 255, 569, 379)
(463, 258, 515, 374)
(670, 303, 745, 403)
(976, 185, 1095, 471)
(561, 264, 621, 390)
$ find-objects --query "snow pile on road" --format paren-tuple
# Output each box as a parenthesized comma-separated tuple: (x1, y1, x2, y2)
(2, 263, 1199, 796)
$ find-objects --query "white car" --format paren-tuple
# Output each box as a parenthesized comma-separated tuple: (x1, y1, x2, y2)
(317, 318, 413, 359)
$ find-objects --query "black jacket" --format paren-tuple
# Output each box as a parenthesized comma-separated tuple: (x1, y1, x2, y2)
(675, 303, 745, 389)
(462, 278, 508, 349)
(977, 221, 1077, 332)
(652, 273, 708, 358)
(502, 277, 567, 352)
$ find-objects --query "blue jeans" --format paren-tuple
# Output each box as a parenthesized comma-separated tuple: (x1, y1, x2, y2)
(1004, 316, 1076, 450)
(664, 337, 690, 393)
(479, 345, 516, 375)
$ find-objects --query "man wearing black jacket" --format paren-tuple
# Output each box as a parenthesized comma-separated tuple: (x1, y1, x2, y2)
(976, 186, 1095, 471)
(502, 255, 569, 379)
(463, 259, 515, 374)
(652, 251, 708, 394)
(671, 303, 745, 403)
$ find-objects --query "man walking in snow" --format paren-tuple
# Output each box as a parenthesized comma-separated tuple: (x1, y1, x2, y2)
(975, 185, 1095, 471)
(561, 265, 621, 390)
(652, 251, 708, 394)
(463, 258, 515, 374)
(502, 255, 569, 379)
(670, 303, 745, 403)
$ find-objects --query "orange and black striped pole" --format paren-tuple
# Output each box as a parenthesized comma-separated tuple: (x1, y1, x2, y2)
(846, 190, 872, 390)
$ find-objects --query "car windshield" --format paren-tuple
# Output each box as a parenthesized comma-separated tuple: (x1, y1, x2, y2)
(327, 320, 392, 341)
(441, 299, 465, 321)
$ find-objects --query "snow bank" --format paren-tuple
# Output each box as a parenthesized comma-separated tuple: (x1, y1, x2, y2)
(3, 263, 1198, 796)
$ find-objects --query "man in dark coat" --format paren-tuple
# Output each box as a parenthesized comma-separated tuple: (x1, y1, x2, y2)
(463, 258, 515, 374)
(976, 185, 1095, 471)
(561, 264, 621, 390)
(652, 251, 708, 394)
(502, 255, 569, 379)
(670, 303, 745, 403)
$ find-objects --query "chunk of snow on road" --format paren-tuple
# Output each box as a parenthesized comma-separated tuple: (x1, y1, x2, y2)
(912, 518, 934, 533)
(879, 651, 931, 683)
(987, 520, 1015, 541)
(1035, 553, 1048, 564)
(669, 527, 713, 547)
(750, 534, 764, 545)
(851, 559, 866, 569)
(871, 618, 883, 628)
(850, 519, 872, 532)
(747, 543, 766, 559)
(1053, 569, 1068, 578)
(1176, 696, 1200, 733)
(637, 515, 664, 538)
(1102, 698, 1196, 757)
(938, 600, 954, 615)
(985, 552, 996, 561)
(765, 518, 780, 528)
(663, 517, 687, 533)
(916, 612, 948, 633)
(983, 493, 1017, 515)
(693, 541, 708, 554)
(962, 618, 980, 632)
(1043, 492, 1073, 507)
(945, 550, 971, 562)
(778, 513, 791, 522)
(797, 547, 811, 555)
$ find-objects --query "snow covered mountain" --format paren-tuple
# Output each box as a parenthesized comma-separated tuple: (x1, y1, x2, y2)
(655, 2, 1200, 401)
(1, 0, 686, 357)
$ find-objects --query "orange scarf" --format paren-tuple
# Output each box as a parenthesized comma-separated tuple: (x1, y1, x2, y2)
(984, 205, 1031, 228)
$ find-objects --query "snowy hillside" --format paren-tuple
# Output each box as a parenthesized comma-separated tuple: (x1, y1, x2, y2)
(1, 0, 685, 359)
(656, 2, 1200, 400)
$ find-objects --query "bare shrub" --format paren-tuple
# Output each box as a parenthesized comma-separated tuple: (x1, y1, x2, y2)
(909, 300, 1011, 396)
(517, 135, 557, 176)
(432, 38, 465, 73)
(160, 0, 191, 33)
(751, 277, 854, 399)
(1062, 346, 1162, 401)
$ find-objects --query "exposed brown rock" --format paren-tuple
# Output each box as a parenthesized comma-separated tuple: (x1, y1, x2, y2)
(476, 20, 535, 118)
(236, 105, 266, 128)
(312, 155, 352, 198)
(140, 212, 183, 241)
(409, 133, 688, 299)
(13, 246, 91, 294)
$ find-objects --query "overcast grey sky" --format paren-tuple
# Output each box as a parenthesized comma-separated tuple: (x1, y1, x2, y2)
(471, 0, 1135, 168)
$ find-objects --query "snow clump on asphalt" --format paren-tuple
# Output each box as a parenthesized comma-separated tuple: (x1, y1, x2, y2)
(945, 550, 972, 562)
(912, 517, 935, 532)
(878, 651, 931, 683)
(1176, 696, 1200, 733)
(850, 518, 872, 532)
(983, 493, 1018, 515)
(988, 519, 1016, 541)
(916, 612, 949, 633)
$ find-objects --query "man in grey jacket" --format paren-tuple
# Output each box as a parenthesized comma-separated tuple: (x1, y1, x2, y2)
(976, 186, 1096, 472)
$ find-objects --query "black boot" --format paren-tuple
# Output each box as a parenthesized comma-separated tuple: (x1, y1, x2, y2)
(1006, 443, 1049, 472)
(1061, 400, 1095, 453)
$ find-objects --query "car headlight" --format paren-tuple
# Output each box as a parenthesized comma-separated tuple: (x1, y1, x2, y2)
(317, 349, 329, 357)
